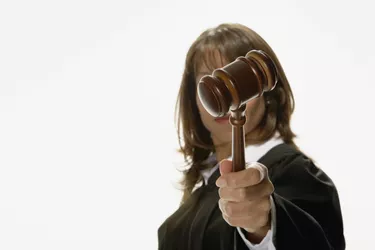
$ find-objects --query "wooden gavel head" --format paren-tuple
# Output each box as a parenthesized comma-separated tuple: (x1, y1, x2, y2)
(197, 50, 278, 117)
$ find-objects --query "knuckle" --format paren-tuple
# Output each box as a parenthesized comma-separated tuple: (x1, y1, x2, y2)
(257, 199, 269, 212)
(267, 182, 275, 194)
(228, 217, 235, 226)
(237, 188, 247, 201)
(226, 203, 234, 216)
(262, 199, 271, 212)
(230, 177, 239, 187)
(218, 199, 224, 212)
(247, 168, 258, 182)
(224, 214, 234, 226)
(218, 187, 224, 198)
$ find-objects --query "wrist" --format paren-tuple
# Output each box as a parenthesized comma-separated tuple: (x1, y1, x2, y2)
(245, 212, 271, 243)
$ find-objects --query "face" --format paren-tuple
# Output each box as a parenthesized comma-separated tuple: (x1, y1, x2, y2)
(195, 54, 266, 146)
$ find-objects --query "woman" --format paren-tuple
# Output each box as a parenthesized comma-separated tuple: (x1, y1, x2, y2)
(158, 23, 345, 250)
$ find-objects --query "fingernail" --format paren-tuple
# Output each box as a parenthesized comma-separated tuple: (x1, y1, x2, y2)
(216, 178, 226, 187)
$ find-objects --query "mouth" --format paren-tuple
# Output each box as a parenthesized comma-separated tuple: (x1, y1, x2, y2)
(214, 115, 230, 124)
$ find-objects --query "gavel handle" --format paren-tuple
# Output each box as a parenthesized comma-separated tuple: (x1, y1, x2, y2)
(230, 105, 247, 172)
(231, 106, 247, 249)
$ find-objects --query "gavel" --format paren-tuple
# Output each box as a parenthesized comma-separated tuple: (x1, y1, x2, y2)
(197, 50, 279, 172)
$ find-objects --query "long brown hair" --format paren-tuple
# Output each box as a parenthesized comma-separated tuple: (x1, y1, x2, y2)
(175, 23, 297, 204)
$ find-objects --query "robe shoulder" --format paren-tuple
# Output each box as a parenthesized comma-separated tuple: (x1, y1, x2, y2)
(258, 143, 345, 250)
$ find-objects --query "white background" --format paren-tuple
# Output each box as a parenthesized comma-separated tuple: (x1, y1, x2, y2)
(0, 0, 374, 249)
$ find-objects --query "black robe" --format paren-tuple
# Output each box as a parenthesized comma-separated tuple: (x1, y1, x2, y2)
(158, 143, 345, 250)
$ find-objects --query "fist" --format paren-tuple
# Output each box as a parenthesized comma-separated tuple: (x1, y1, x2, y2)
(216, 160, 274, 235)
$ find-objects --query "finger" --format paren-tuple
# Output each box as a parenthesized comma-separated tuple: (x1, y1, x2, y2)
(246, 162, 267, 183)
(216, 160, 233, 187)
(219, 159, 233, 175)
(223, 163, 267, 188)
(218, 180, 274, 202)
(218, 199, 271, 218)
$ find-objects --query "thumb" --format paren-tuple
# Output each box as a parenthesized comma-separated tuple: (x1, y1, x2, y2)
(219, 159, 233, 175)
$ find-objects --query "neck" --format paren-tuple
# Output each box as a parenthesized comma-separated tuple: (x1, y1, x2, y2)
(212, 129, 265, 163)
(213, 141, 232, 163)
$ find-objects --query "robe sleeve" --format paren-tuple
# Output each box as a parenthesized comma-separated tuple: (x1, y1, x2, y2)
(270, 154, 345, 250)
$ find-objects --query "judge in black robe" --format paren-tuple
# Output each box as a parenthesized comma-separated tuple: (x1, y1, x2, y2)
(157, 142, 345, 250)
